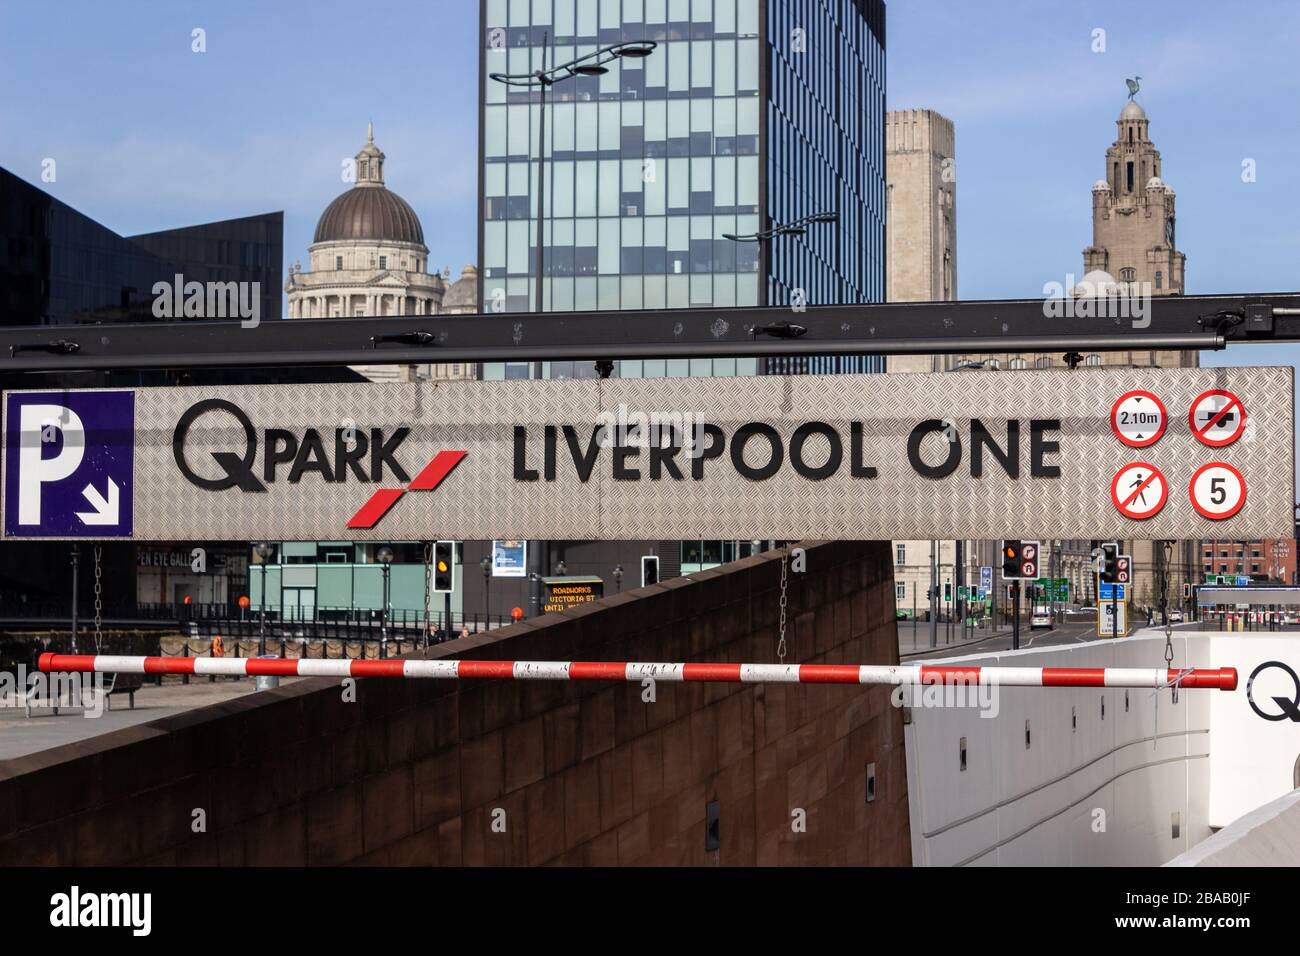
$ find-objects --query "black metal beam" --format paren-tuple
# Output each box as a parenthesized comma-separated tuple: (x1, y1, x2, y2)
(2, 292, 1297, 374)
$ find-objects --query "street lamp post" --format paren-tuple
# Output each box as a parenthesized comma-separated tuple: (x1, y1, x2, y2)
(489, 38, 657, 320)
(721, 211, 839, 242)
(377, 545, 394, 659)
(613, 564, 623, 593)
(490, 38, 657, 620)
(480, 556, 491, 631)
(69, 544, 79, 655)
(255, 542, 272, 656)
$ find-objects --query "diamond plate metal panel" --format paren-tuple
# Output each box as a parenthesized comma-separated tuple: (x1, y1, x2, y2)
(2, 367, 1293, 541)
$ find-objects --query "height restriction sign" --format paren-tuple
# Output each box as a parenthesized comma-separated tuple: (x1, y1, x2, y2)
(1189, 389, 1246, 447)
(1110, 390, 1166, 447)
(1190, 462, 1247, 520)
(1111, 462, 1168, 520)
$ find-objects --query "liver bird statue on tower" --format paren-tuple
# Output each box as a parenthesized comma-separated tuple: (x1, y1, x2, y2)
(1125, 76, 1142, 100)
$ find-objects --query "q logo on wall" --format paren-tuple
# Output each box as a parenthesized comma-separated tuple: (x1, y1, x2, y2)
(1245, 661, 1300, 722)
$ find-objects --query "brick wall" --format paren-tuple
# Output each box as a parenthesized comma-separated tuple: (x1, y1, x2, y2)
(0, 541, 910, 866)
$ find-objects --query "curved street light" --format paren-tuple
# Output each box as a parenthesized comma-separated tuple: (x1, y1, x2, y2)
(490, 36, 660, 604)
(489, 37, 658, 320)
(722, 211, 839, 242)
(488, 40, 657, 88)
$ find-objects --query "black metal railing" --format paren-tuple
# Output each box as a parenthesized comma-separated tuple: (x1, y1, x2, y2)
(0, 608, 514, 686)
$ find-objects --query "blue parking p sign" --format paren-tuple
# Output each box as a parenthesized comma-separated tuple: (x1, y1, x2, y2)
(3, 391, 135, 537)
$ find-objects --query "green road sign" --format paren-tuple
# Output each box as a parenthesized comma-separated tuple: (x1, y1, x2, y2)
(1035, 577, 1070, 602)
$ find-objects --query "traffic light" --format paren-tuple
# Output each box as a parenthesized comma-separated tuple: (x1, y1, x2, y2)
(1001, 540, 1040, 579)
(433, 540, 454, 593)
(944, 582, 952, 602)
(641, 554, 659, 587)
(1002, 540, 1023, 580)
(1100, 543, 1119, 584)
(1183, 582, 1192, 599)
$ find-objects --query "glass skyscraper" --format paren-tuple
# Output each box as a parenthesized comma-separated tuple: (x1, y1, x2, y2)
(478, 0, 886, 380)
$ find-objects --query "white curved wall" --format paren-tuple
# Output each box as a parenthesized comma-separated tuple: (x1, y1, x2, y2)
(905, 634, 1214, 866)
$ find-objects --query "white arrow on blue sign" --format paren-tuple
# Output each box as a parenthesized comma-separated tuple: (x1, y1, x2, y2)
(3, 391, 135, 537)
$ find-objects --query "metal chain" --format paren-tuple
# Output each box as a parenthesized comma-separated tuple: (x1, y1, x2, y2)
(1161, 548, 1180, 710)
(92, 545, 103, 653)
(423, 541, 433, 644)
(776, 554, 789, 662)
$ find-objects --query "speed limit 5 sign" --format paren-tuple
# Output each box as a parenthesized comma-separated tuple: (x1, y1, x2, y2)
(1189, 462, 1247, 520)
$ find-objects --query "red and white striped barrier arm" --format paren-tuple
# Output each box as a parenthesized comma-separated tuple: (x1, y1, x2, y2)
(37, 654, 1238, 690)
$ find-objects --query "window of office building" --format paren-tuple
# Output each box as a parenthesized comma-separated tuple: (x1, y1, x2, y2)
(896, 543, 906, 565)
(480, 0, 886, 379)
(681, 539, 737, 573)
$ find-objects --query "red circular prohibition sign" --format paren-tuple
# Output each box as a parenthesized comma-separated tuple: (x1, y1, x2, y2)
(1110, 390, 1167, 448)
(1110, 462, 1169, 520)
(1188, 389, 1246, 448)
(1189, 461, 1247, 520)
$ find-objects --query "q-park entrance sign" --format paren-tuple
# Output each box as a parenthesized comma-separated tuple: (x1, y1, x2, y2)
(1, 367, 1293, 542)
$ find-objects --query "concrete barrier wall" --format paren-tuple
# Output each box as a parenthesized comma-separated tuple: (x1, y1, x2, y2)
(0, 541, 909, 866)
(1167, 788, 1300, 866)
(905, 634, 1213, 866)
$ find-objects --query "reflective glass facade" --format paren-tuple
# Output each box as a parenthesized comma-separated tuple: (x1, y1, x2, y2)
(479, 0, 886, 379)
(0, 167, 283, 327)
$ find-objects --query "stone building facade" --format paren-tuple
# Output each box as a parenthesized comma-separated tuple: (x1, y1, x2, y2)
(943, 96, 1199, 613)
(882, 109, 976, 620)
(286, 125, 477, 383)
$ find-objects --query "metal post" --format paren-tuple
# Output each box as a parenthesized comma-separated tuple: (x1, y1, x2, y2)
(928, 540, 938, 648)
(955, 538, 965, 630)
(523, 34, 553, 619)
(380, 564, 390, 659)
(69, 544, 79, 655)
(444, 591, 453, 642)
(991, 552, 999, 634)
(1012, 581, 1021, 650)
(258, 562, 267, 656)
(1111, 579, 1118, 639)
(945, 579, 951, 644)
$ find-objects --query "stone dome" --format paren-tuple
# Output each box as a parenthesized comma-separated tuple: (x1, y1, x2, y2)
(314, 187, 424, 244)
(443, 264, 479, 312)
(1092, 179, 1110, 192)
(312, 124, 425, 245)
(1119, 100, 1147, 122)
(1073, 270, 1118, 296)
(1146, 176, 1165, 190)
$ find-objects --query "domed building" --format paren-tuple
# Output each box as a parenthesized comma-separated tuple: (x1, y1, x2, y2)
(441, 264, 479, 314)
(286, 125, 477, 382)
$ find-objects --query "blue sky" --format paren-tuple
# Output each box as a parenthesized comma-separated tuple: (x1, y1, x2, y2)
(1, 0, 1296, 315)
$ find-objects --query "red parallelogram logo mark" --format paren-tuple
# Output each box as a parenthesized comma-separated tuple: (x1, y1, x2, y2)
(346, 450, 467, 529)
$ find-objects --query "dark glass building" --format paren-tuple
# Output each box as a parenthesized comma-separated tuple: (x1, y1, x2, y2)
(0, 167, 282, 327)
(0, 166, 286, 614)
(129, 213, 283, 327)
(478, 0, 886, 380)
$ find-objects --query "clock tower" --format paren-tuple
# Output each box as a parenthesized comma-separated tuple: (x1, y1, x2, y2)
(1081, 98, 1185, 296)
